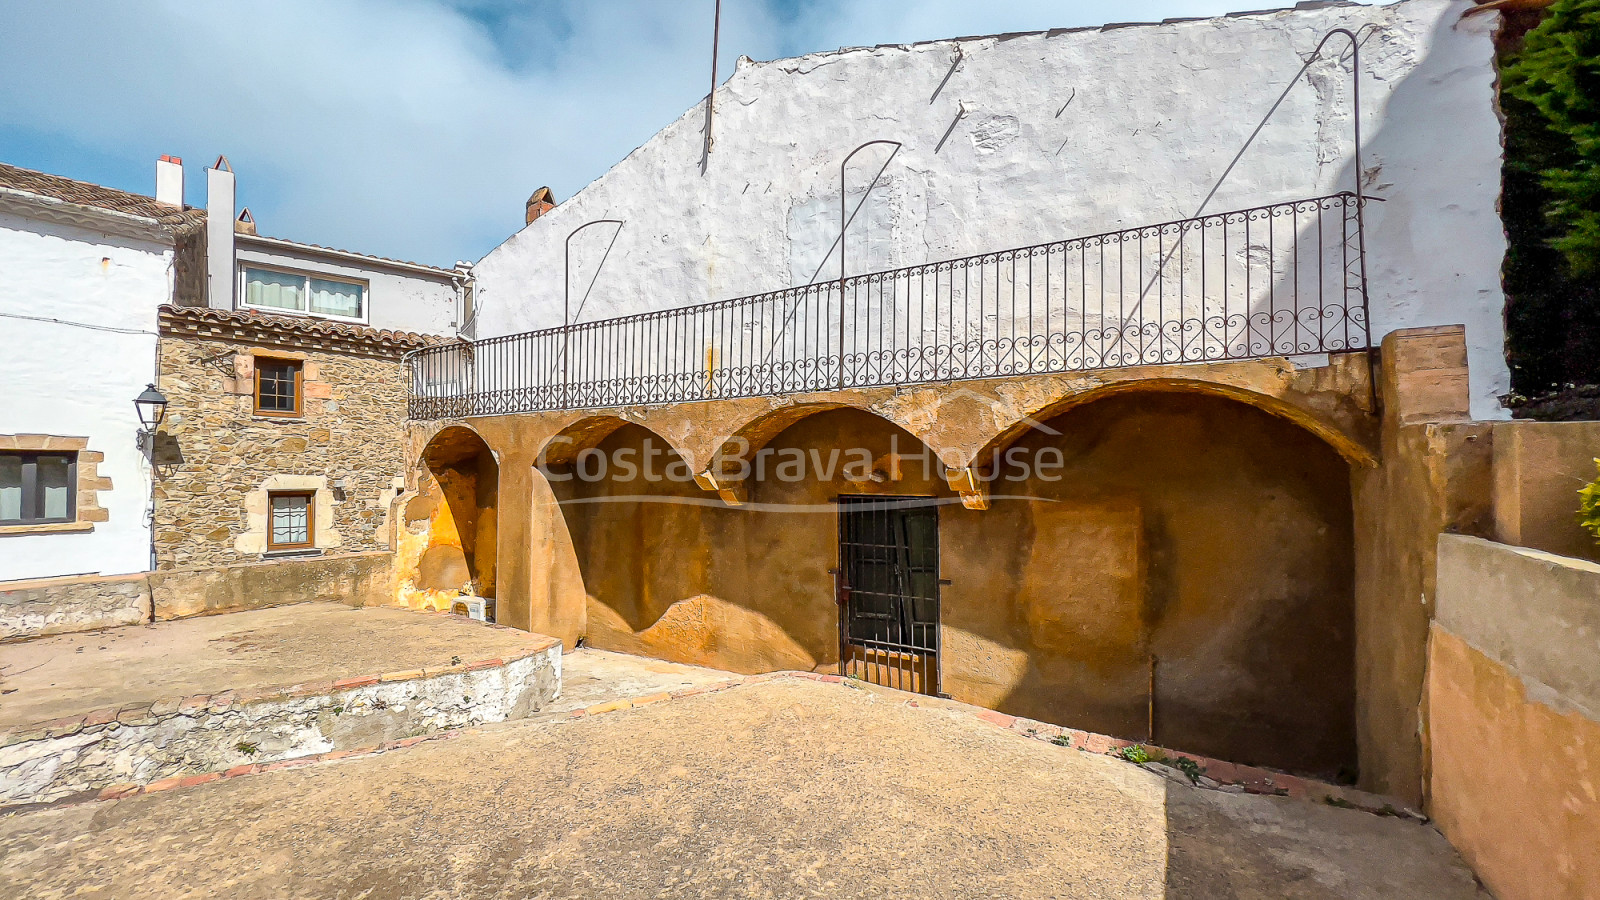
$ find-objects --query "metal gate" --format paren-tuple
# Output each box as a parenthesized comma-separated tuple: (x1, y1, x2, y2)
(835, 496, 941, 695)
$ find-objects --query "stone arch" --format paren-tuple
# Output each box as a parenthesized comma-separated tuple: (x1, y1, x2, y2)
(967, 377, 1375, 476)
(963, 387, 1358, 776)
(697, 399, 949, 502)
(399, 424, 500, 613)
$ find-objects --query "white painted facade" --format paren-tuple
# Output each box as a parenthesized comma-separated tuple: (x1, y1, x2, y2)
(234, 236, 463, 336)
(474, 0, 1510, 418)
(0, 204, 169, 581)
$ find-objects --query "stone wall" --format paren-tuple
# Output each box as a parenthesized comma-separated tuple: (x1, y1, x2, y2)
(1427, 535, 1600, 900)
(150, 551, 393, 620)
(153, 317, 415, 571)
(1492, 421, 1600, 563)
(0, 573, 151, 641)
(0, 552, 394, 640)
(0, 641, 560, 805)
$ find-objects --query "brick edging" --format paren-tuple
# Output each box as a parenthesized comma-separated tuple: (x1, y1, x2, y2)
(64, 669, 1411, 818)
(1, 612, 559, 746)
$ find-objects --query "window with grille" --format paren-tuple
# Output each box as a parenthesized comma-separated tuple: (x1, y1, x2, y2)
(0, 452, 76, 525)
(255, 358, 302, 417)
(267, 491, 314, 550)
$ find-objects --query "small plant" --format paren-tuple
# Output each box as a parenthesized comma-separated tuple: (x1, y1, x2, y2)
(1117, 744, 1154, 764)
(331, 705, 344, 715)
(1324, 796, 1356, 810)
(1169, 756, 1204, 784)
(450, 655, 462, 667)
(1579, 459, 1600, 545)
(235, 741, 258, 756)
(1051, 734, 1075, 748)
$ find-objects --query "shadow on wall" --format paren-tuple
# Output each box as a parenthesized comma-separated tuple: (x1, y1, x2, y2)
(398, 426, 499, 612)
(548, 400, 1355, 778)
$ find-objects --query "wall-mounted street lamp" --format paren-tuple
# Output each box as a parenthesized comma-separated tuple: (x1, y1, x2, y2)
(134, 383, 168, 452)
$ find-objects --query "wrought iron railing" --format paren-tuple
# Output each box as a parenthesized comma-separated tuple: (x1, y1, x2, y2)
(408, 193, 1369, 419)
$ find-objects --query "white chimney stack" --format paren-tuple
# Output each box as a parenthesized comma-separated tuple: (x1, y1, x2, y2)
(155, 155, 184, 206)
(206, 155, 236, 311)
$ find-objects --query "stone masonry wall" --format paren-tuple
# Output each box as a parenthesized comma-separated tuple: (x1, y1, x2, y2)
(0, 574, 151, 641)
(154, 332, 410, 570)
(0, 637, 560, 805)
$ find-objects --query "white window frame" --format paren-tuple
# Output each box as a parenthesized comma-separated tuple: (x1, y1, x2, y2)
(238, 263, 371, 325)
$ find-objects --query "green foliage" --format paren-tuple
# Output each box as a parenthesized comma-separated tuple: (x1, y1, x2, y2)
(1579, 458, 1600, 543)
(1169, 756, 1205, 784)
(1503, 0, 1600, 276)
(235, 741, 259, 756)
(1116, 744, 1154, 764)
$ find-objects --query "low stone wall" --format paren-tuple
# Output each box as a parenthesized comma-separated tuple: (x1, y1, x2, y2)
(0, 638, 560, 806)
(1, 552, 394, 641)
(1492, 420, 1600, 563)
(1427, 535, 1600, 900)
(0, 573, 151, 641)
(149, 550, 393, 620)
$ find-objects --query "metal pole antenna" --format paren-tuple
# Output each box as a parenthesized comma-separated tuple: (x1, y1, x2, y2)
(837, 140, 902, 388)
(701, 0, 722, 174)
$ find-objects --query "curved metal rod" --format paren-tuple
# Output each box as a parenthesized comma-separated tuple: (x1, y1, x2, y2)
(838, 140, 902, 387)
(1307, 27, 1365, 207)
(563, 219, 625, 399)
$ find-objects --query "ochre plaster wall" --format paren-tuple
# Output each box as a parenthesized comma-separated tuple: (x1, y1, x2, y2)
(1427, 630, 1599, 900)
(554, 400, 1355, 776)
(1427, 536, 1600, 900)
(1493, 420, 1600, 564)
(395, 427, 499, 613)
(410, 336, 1483, 789)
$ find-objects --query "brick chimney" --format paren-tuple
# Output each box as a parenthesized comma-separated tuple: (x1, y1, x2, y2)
(155, 155, 183, 206)
(525, 186, 556, 225)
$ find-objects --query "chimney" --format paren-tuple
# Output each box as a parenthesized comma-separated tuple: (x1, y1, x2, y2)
(525, 186, 556, 225)
(234, 208, 256, 235)
(155, 155, 184, 206)
(206, 155, 236, 311)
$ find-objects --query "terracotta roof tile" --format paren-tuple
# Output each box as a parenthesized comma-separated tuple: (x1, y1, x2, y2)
(0, 162, 206, 229)
(158, 304, 450, 359)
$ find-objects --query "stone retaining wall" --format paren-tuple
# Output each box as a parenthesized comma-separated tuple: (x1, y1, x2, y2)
(1428, 535, 1600, 900)
(1, 552, 394, 641)
(0, 573, 151, 641)
(0, 638, 560, 806)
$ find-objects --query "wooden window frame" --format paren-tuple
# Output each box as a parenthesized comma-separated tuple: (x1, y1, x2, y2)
(0, 451, 78, 526)
(254, 357, 304, 418)
(265, 490, 315, 551)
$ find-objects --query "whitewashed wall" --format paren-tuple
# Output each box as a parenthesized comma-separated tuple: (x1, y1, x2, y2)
(235, 241, 459, 335)
(474, 0, 1509, 418)
(0, 211, 167, 581)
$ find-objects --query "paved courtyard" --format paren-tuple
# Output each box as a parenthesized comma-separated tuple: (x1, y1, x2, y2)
(0, 656, 1486, 899)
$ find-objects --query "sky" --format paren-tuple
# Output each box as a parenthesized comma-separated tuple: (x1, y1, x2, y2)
(0, 1, 1365, 267)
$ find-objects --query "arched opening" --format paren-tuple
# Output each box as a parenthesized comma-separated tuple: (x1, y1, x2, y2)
(550, 408, 954, 679)
(404, 426, 499, 614)
(961, 390, 1355, 777)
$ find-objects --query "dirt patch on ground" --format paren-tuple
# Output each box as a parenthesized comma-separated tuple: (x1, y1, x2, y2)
(0, 678, 1486, 899)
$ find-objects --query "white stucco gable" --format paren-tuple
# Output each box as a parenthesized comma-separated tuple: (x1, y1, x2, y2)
(474, 0, 1508, 419)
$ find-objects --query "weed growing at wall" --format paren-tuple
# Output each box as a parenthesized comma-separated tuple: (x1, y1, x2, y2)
(1578, 459, 1600, 544)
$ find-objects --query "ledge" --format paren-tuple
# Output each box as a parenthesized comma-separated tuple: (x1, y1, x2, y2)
(0, 522, 94, 537)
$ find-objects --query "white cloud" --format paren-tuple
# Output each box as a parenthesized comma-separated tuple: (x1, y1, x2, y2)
(0, 0, 1346, 266)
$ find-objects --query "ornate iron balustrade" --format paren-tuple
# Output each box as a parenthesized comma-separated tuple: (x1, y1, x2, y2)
(408, 193, 1369, 419)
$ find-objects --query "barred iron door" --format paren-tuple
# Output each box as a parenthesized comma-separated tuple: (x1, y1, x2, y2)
(836, 496, 941, 695)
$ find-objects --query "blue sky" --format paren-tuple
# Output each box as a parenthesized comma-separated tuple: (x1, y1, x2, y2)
(0, 1, 1358, 267)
